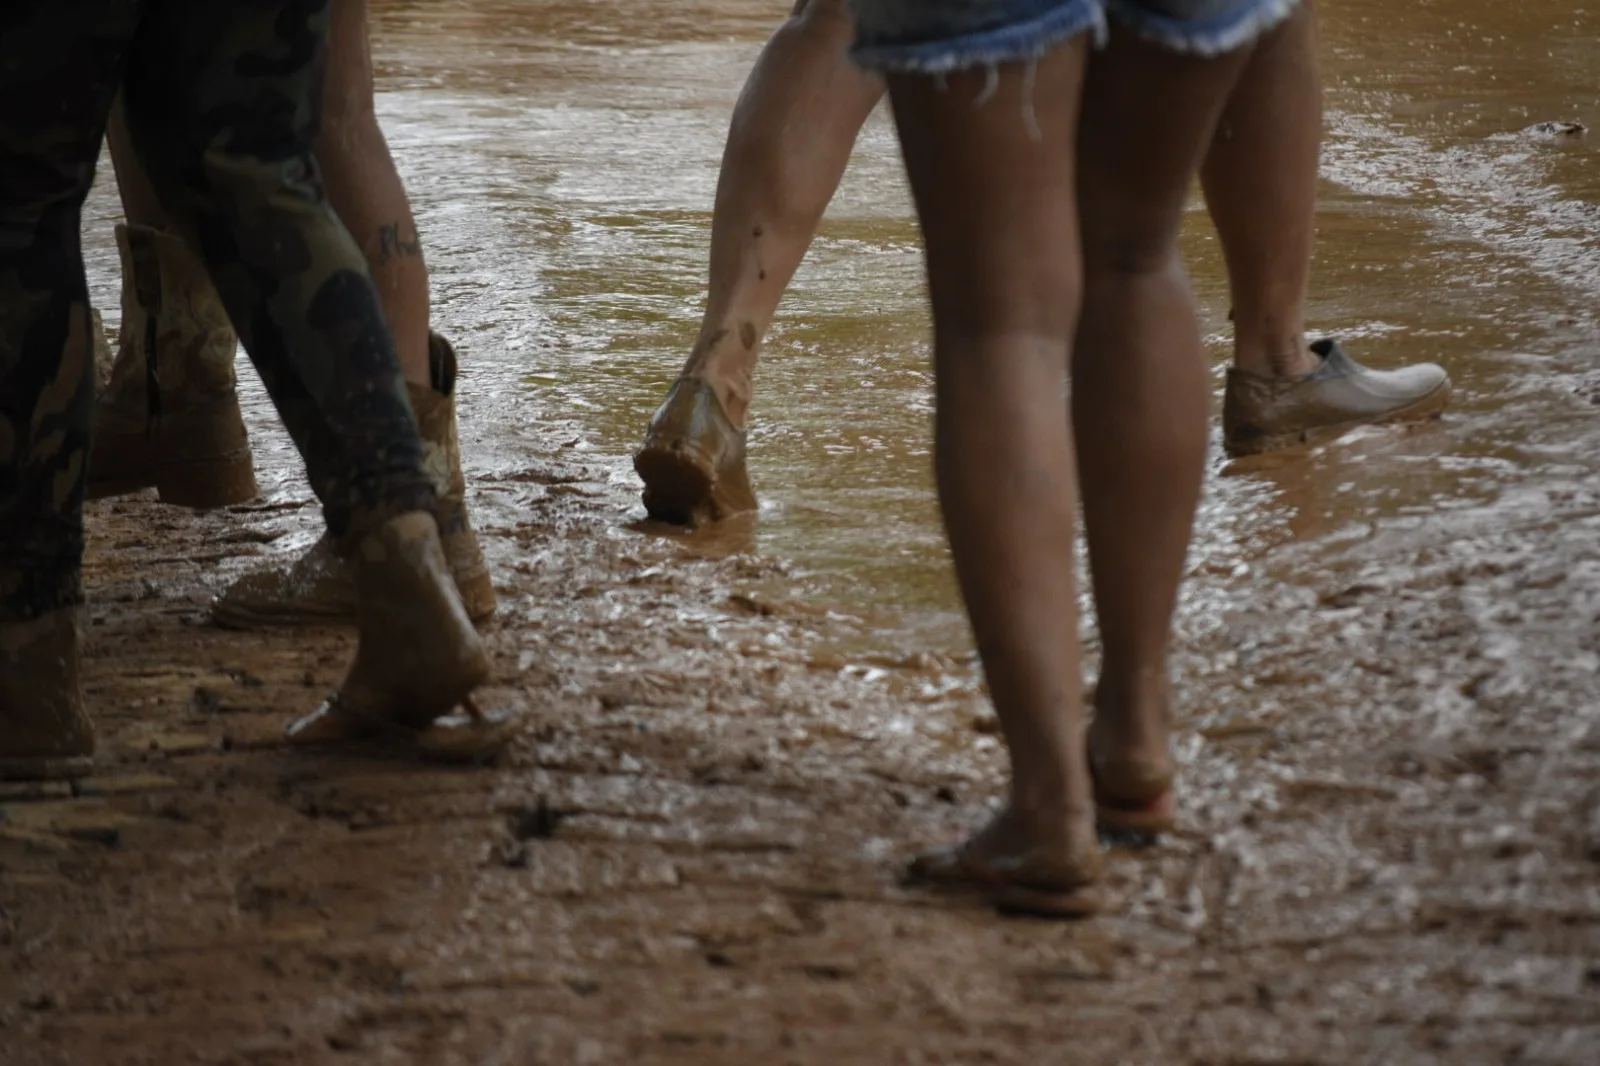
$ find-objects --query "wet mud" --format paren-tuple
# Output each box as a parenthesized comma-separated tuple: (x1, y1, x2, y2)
(6, 0, 1600, 1062)
(4, 436, 1598, 1065)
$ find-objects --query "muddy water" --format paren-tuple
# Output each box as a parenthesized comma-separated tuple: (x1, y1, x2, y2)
(28, 5, 1600, 1060)
(81, 0, 1600, 662)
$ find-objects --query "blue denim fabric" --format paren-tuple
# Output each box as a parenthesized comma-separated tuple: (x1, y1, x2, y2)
(850, 0, 1300, 72)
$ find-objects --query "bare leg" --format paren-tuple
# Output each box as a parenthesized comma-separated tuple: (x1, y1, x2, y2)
(683, 0, 884, 427)
(1074, 35, 1255, 806)
(633, 0, 884, 525)
(889, 47, 1102, 909)
(1201, 1, 1321, 379)
(106, 96, 168, 230)
(316, 0, 431, 387)
(1205, 0, 1449, 457)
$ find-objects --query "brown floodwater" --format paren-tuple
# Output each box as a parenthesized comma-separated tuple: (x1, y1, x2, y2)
(25, 5, 1600, 1058)
(80, 0, 1600, 664)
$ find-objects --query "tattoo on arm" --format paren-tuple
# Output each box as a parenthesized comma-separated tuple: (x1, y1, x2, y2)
(377, 223, 422, 262)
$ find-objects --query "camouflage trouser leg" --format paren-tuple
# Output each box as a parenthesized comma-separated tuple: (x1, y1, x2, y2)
(121, 0, 435, 548)
(0, 2, 141, 623)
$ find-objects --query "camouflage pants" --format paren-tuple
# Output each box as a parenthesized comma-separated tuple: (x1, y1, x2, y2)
(0, 0, 435, 623)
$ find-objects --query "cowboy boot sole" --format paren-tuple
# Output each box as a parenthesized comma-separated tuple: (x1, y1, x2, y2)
(635, 437, 716, 526)
(88, 408, 259, 508)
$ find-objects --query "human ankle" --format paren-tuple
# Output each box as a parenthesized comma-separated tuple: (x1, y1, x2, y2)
(1090, 665, 1171, 762)
(1233, 332, 1317, 379)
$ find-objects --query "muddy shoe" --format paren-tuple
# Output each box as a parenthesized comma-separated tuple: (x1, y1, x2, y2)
(284, 512, 510, 761)
(633, 376, 756, 526)
(1222, 339, 1452, 457)
(88, 224, 258, 508)
(211, 333, 496, 629)
(0, 610, 94, 781)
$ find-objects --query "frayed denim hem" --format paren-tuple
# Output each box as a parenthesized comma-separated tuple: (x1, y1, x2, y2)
(1105, 0, 1301, 56)
(850, 2, 1106, 75)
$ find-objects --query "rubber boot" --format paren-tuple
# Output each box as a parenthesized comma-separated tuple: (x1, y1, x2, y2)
(212, 333, 496, 628)
(0, 610, 94, 781)
(88, 223, 258, 507)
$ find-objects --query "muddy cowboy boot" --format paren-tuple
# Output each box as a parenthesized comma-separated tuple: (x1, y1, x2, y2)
(88, 223, 258, 507)
(90, 308, 114, 389)
(282, 511, 510, 761)
(0, 610, 95, 781)
(212, 333, 496, 628)
(1221, 338, 1452, 457)
(633, 376, 757, 526)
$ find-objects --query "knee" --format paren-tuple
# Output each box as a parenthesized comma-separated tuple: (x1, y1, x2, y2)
(1081, 222, 1181, 280)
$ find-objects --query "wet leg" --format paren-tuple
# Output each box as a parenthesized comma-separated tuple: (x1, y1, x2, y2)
(1073, 32, 1255, 822)
(1205, 0, 1451, 456)
(684, 0, 884, 426)
(1201, 1, 1321, 379)
(316, 0, 431, 388)
(889, 46, 1102, 912)
(634, 0, 883, 525)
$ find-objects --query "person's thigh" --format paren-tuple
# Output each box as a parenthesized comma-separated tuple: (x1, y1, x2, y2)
(851, 0, 1104, 72)
(1106, 0, 1298, 56)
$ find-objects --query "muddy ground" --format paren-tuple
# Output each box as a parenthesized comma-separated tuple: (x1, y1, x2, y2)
(3, 421, 1598, 1065)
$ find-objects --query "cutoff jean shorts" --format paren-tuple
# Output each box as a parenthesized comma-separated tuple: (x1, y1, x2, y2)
(849, 0, 1301, 73)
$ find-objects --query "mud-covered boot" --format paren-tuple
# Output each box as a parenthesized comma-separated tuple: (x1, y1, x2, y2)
(284, 512, 510, 761)
(1222, 339, 1452, 457)
(212, 333, 496, 628)
(90, 308, 115, 390)
(0, 610, 94, 781)
(88, 223, 258, 507)
(633, 376, 756, 526)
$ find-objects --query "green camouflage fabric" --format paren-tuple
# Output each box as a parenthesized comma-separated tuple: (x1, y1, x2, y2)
(0, 0, 434, 623)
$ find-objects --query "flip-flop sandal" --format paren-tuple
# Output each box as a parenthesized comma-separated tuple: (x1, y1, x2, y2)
(1085, 710, 1177, 839)
(285, 692, 514, 763)
(1095, 788, 1176, 839)
(1089, 748, 1177, 840)
(905, 843, 1104, 919)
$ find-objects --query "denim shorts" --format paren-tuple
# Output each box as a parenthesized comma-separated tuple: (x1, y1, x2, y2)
(849, 0, 1301, 73)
